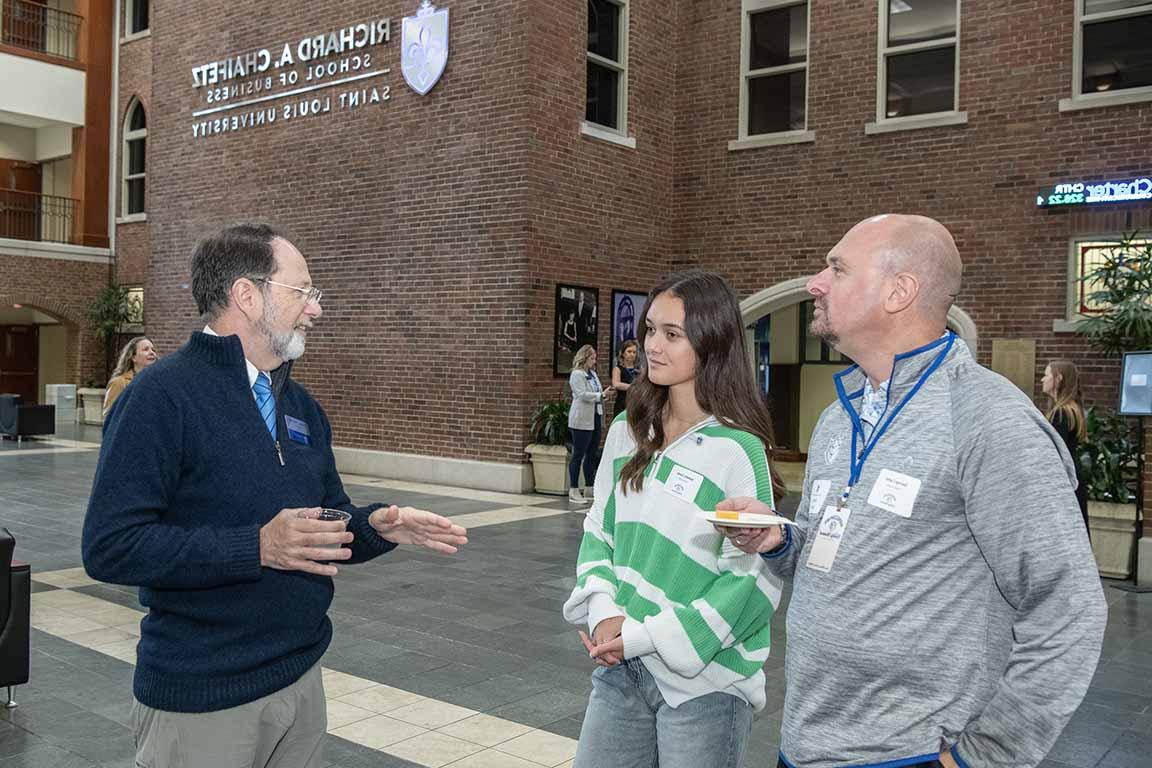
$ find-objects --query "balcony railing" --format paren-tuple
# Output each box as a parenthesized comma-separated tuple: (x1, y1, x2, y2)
(0, 188, 78, 245)
(0, 0, 83, 62)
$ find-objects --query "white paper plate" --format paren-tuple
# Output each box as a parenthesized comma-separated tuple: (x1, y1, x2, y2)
(702, 513, 797, 528)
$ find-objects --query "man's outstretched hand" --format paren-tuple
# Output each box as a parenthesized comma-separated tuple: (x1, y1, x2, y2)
(369, 505, 468, 554)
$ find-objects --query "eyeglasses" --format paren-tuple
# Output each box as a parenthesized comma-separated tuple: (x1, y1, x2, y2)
(255, 278, 323, 305)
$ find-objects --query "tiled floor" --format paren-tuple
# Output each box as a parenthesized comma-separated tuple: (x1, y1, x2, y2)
(1, 429, 1150, 767)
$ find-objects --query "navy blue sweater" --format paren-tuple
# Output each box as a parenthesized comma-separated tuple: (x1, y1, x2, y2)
(82, 332, 395, 712)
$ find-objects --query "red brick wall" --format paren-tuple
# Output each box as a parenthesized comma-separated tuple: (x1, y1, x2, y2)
(521, 0, 677, 445)
(672, 0, 1151, 414)
(0, 256, 109, 385)
(144, 1, 540, 462)
(115, 29, 153, 287)
(138, 0, 1152, 468)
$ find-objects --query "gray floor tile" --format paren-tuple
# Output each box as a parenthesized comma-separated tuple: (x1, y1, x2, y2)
(4, 443, 1152, 768)
(0, 742, 98, 768)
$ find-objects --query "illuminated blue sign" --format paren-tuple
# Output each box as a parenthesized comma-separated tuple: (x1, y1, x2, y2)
(1037, 177, 1152, 208)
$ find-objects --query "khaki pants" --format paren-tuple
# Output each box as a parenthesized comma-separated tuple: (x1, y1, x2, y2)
(131, 664, 326, 768)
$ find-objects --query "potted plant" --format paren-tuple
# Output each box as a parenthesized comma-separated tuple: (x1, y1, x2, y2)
(1079, 407, 1140, 578)
(81, 285, 135, 425)
(1078, 231, 1150, 580)
(525, 400, 571, 495)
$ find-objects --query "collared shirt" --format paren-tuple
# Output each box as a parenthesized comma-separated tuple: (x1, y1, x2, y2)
(859, 378, 890, 442)
(858, 332, 950, 441)
(203, 325, 265, 403)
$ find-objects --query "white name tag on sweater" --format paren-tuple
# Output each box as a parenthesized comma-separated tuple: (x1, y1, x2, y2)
(809, 479, 832, 517)
(867, 469, 922, 518)
(806, 505, 852, 573)
(665, 466, 704, 502)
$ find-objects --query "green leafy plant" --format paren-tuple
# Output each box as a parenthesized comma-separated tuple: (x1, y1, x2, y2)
(1075, 232, 1149, 507)
(529, 400, 570, 446)
(1078, 232, 1152, 356)
(1080, 406, 1139, 504)
(86, 285, 135, 383)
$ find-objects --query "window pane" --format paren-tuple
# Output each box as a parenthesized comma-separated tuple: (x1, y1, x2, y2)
(886, 46, 955, 117)
(888, 0, 956, 46)
(586, 61, 619, 128)
(1084, 1, 1151, 13)
(748, 70, 806, 134)
(131, 0, 149, 33)
(1082, 15, 1152, 93)
(128, 138, 146, 175)
(130, 103, 146, 131)
(749, 4, 807, 70)
(587, 0, 620, 62)
(127, 178, 145, 214)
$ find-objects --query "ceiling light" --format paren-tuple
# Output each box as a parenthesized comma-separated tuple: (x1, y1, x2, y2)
(891, 0, 912, 13)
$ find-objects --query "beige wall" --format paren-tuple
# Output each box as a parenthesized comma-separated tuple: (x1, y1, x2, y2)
(799, 364, 850, 453)
(0, 124, 36, 161)
(37, 324, 68, 402)
(768, 303, 799, 365)
(41, 157, 72, 197)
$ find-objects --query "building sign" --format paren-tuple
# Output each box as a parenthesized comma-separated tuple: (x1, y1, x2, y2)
(189, 3, 451, 139)
(1037, 177, 1152, 208)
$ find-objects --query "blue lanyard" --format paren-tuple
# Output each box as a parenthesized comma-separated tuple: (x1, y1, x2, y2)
(834, 333, 955, 509)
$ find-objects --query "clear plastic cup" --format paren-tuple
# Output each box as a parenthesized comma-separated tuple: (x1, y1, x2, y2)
(313, 508, 351, 549)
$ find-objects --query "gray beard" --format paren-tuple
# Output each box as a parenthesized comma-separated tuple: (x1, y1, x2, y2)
(810, 318, 838, 348)
(257, 312, 306, 361)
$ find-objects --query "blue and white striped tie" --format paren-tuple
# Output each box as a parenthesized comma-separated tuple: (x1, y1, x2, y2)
(253, 372, 276, 438)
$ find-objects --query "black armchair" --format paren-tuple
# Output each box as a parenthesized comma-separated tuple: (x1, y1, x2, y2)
(0, 394, 55, 443)
(0, 527, 31, 708)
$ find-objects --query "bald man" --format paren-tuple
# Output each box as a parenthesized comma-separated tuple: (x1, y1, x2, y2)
(718, 215, 1106, 768)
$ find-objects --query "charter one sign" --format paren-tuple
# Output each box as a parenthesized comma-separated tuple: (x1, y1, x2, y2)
(189, 1, 449, 139)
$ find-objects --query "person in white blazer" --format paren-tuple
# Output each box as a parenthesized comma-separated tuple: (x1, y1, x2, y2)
(568, 345, 612, 504)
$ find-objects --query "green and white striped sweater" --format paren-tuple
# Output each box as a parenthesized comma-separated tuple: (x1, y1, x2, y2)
(563, 413, 782, 711)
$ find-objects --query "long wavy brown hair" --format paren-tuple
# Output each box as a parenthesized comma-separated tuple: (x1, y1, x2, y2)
(1045, 359, 1087, 440)
(620, 271, 785, 501)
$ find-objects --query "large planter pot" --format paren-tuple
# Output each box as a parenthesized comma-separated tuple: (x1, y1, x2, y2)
(1088, 500, 1138, 579)
(525, 443, 570, 495)
(77, 388, 106, 426)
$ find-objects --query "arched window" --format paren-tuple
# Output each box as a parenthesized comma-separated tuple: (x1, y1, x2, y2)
(123, 99, 146, 216)
(127, 0, 149, 35)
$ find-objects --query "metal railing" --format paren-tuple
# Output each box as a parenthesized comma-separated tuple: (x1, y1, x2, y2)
(0, 0, 83, 62)
(0, 188, 78, 245)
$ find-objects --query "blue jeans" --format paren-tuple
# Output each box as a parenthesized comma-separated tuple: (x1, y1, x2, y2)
(569, 415, 602, 487)
(574, 658, 753, 768)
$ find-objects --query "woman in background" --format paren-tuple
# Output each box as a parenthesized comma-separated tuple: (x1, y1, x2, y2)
(610, 340, 639, 419)
(1042, 359, 1089, 536)
(103, 337, 157, 417)
(568, 344, 610, 505)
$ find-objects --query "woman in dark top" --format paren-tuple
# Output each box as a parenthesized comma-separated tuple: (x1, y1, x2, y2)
(610, 340, 639, 419)
(1042, 359, 1089, 536)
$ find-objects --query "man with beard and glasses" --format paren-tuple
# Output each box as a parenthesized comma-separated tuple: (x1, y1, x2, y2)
(83, 223, 468, 768)
(715, 214, 1106, 768)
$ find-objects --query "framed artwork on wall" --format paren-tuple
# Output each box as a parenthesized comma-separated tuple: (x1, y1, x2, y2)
(610, 289, 647, 367)
(554, 284, 599, 377)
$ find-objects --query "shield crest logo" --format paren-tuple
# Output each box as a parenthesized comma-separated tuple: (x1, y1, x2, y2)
(402, 1, 449, 96)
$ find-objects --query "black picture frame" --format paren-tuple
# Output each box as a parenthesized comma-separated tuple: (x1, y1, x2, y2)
(554, 284, 599, 377)
(610, 289, 647, 368)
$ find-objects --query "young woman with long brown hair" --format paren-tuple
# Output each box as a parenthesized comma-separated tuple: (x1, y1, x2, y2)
(563, 270, 785, 768)
(1042, 359, 1089, 534)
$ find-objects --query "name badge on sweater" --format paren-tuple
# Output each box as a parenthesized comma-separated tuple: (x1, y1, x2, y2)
(867, 469, 921, 518)
(284, 415, 311, 446)
(665, 466, 704, 503)
(809, 479, 832, 518)
(806, 505, 852, 573)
